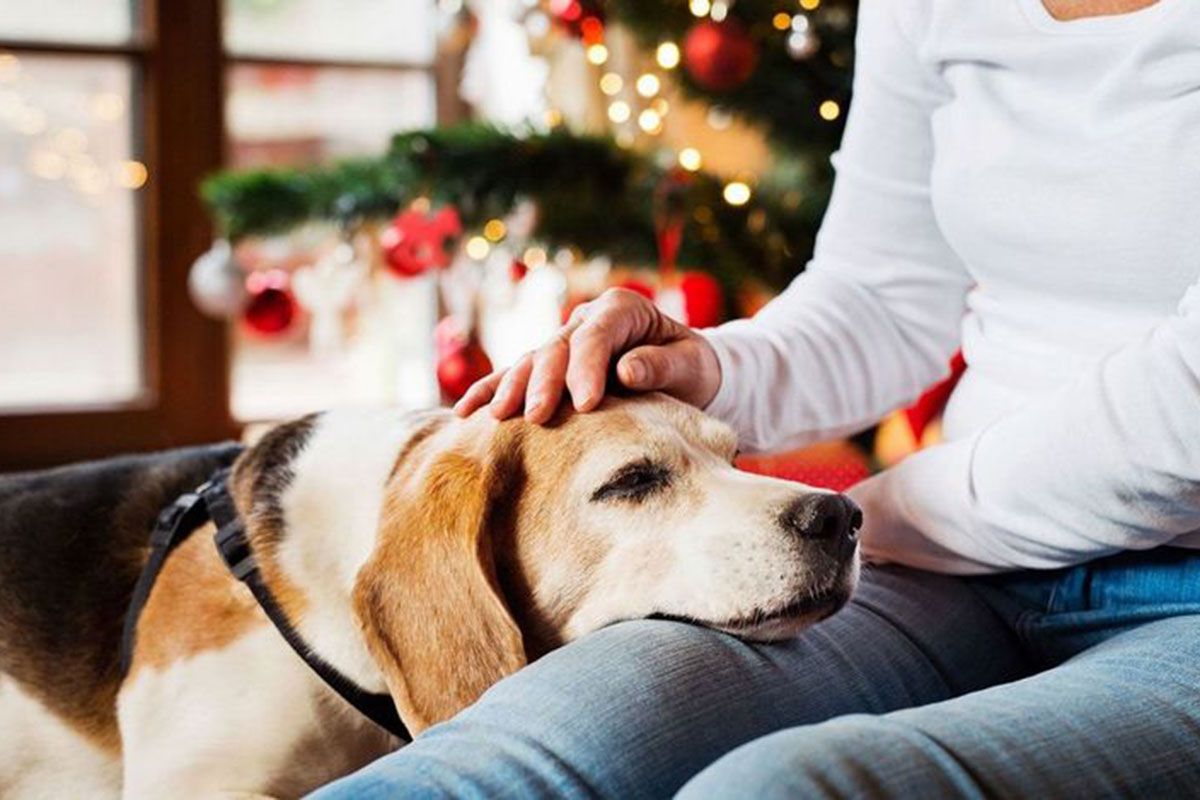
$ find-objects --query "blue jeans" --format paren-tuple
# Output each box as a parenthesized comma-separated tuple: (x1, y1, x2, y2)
(312, 547, 1200, 798)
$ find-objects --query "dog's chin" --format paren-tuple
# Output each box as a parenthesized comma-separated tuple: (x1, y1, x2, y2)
(686, 558, 860, 643)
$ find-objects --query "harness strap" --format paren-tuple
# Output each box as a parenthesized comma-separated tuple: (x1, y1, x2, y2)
(120, 468, 409, 742)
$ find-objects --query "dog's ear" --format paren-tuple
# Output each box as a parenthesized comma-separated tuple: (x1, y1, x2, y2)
(353, 449, 526, 734)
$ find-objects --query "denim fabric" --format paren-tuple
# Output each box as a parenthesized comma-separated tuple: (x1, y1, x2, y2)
(310, 547, 1200, 799)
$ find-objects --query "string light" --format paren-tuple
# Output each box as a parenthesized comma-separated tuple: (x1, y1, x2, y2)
(607, 100, 631, 124)
(792, 14, 811, 31)
(689, 0, 711, 16)
(483, 218, 507, 242)
(115, 159, 148, 189)
(772, 12, 792, 30)
(818, 99, 841, 121)
(599, 72, 623, 95)
(799, 0, 820, 9)
(656, 42, 681, 70)
(710, 0, 728, 21)
(651, 97, 670, 115)
(635, 73, 660, 97)
(723, 181, 752, 206)
(466, 236, 491, 259)
(523, 246, 548, 268)
(678, 147, 702, 171)
(637, 108, 663, 134)
(706, 106, 733, 130)
(586, 43, 608, 65)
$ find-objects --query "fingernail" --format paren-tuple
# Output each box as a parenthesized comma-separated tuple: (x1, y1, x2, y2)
(624, 358, 646, 386)
(574, 388, 595, 409)
(527, 392, 545, 411)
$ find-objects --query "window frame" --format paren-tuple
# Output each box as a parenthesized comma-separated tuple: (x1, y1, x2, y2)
(0, 0, 233, 470)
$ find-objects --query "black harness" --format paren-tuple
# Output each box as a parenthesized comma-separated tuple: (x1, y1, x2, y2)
(119, 468, 409, 741)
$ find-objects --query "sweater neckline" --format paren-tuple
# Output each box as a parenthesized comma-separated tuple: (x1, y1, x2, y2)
(1018, 0, 1176, 35)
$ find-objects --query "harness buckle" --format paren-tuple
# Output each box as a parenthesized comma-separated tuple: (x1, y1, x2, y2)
(214, 518, 257, 581)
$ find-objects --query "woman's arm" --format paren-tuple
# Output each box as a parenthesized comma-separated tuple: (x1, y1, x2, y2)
(855, 279, 1200, 573)
(704, 0, 972, 452)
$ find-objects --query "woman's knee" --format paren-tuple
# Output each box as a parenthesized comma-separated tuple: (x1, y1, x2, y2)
(677, 715, 977, 800)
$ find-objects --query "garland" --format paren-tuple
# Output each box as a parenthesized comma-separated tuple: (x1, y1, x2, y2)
(202, 125, 834, 290)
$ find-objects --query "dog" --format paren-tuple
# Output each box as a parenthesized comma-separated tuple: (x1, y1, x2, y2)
(0, 393, 861, 798)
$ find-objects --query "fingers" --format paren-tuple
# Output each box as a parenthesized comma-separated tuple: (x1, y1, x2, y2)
(616, 335, 722, 409)
(454, 370, 505, 416)
(489, 354, 534, 419)
(523, 333, 571, 424)
(564, 290, 654, 411)
(615, 343, 678, 391)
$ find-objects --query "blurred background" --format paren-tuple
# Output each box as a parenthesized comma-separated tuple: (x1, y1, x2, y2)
(0, 0, 940, 480)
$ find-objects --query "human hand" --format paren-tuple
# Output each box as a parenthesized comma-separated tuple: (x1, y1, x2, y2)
(454, 288, 722, 423)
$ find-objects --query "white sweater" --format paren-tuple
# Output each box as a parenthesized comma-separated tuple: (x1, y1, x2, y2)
(704, 0, 1200, 573)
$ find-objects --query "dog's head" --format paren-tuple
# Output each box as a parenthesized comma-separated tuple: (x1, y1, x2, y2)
(230, 393, 860, 734)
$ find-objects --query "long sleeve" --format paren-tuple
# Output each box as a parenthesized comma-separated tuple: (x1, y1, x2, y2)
(703, 0, 972, 453)
(854, 277, 1200, 573)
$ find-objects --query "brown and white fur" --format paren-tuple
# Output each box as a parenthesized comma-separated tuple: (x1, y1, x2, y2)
(0, 393, 860, 799)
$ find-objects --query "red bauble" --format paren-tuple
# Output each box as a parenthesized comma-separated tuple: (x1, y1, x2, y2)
(242, 271, 297, 336)
(509, 259, 529, 283)
(680, 272, 724, 328)
(549, 0, 604, 41)
(435, 316, 493, 403)
(616, 278, 656, 301)
(381, 206, 462, 278)
(683, 19, 759, 92)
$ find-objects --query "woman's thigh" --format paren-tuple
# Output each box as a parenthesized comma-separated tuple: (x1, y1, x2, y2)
(310, 566, 1027, 800)
(678, 614, 1200, 799)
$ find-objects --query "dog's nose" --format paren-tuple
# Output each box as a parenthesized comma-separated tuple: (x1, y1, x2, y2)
(779, 493, 862, 551)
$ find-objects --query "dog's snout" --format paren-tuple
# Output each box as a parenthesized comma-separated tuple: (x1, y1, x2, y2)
(779, 493, 862, 550)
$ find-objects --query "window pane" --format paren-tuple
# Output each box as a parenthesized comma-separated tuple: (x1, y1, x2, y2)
(0, 1, 138, 46)
(224, 0, 435, 65)
(0, 54, 143, 410)
(227, 63, 435, 167)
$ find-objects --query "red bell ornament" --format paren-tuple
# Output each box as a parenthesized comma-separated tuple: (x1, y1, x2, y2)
(242, 270, 297, 336)
(381, 206, 463, 278)
(683, 19, 759, 92)
(680, 271, 724, 329)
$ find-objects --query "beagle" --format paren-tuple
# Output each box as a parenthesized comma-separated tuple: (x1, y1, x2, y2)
(0, 393, 861, 799)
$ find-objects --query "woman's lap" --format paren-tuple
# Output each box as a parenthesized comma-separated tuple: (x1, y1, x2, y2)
(310, 565, 1026, 799)
(678, 613, 1200, 799)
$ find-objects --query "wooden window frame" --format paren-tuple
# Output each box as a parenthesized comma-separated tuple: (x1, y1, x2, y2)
(0, 2, 460, 471)
(0, 0, 232, 471)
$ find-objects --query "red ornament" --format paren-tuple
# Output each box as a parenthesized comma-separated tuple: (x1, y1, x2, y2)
(683, 19, 759, 92)
(435, 316, 494, 403)
(903, 350, 967, 440)
(616, 278, 656, 301)
(242, 270, 297, 336)
(381, 206, 462, 278)
(509, 259, 529, 283)
(549, 0, 604, 41)
(680, 272, 724, 328)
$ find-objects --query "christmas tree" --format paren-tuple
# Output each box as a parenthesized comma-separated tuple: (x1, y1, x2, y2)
(194, 0, 860, 413)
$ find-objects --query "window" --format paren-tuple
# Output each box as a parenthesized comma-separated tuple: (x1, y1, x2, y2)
(0, 1, 230, 469)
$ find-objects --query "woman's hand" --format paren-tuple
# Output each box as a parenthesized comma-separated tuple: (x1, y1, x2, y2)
(454, 288, 722, 423)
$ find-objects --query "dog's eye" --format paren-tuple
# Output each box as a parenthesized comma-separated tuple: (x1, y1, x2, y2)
(591, 459, 672, 503)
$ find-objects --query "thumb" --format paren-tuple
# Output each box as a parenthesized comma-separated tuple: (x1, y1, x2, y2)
(616, 341, 692, 393)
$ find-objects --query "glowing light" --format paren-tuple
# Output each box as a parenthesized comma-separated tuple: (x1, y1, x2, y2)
(466, 236, 491, 260)
(706, 106, 733, 130)
(523, 246, 548, 268)
(483, 218, 507, 242)
(678, 147, 702, 171)
(689, 0, 710, 16)
(651, 97, 670, 115)
(818, 99, 841, 120)
(799, 0, 820, 9)
(91, 92, 126, 121)
(710, 0, 728, 21)
(116, 159, 148, 189)
(543, 108, 563, 127)
(28, 148, 66, 180)
(772, 12, 792, 30)
(635, 73, 660, 97)
(792, 14, 811, 31)
(586, 43, 608, 65)
(607, 100, 631, 124)
(723, 181, 752, 206)
(599, 72, 623, 95)
(656, 42, 681, 70)
(637, 108, 663, 134)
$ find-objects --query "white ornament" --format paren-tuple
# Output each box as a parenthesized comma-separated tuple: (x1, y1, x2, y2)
(459, 0, 549, 126)
(188, 239, 247, 318)
(292, 243, 365, 356)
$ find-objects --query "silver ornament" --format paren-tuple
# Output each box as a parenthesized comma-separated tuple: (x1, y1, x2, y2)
(188, 239, 248, 318)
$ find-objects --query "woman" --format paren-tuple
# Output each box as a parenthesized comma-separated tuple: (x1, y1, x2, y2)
(317, 0, 1200, 796)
